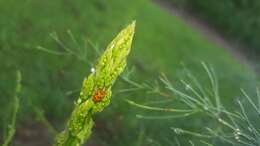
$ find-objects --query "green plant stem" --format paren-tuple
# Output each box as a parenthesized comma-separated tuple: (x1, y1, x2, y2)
(2, 71, 21, 146)
(53, 21, 135, 146)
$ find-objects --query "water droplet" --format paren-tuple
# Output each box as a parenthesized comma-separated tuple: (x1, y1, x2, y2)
(236, 128, 241, 135)
(203, 106, 209, 111)
(235, 135, 240, 140)
(111, 44, 115, 48)
(185, 84, 191, 90)
(77, 98, 82, 104)
(174, 128, 182, 135)
(91, 67, 95, 73)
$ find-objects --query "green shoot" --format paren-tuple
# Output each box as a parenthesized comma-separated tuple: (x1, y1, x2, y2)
(53, 21, 136, 146)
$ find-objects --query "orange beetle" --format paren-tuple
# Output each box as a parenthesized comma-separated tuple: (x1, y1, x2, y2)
(92, 89, 106, 102)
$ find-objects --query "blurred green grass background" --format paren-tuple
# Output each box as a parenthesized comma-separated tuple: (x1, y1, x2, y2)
(0, 0, 258, 145)
(168, 0, 260, 57)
